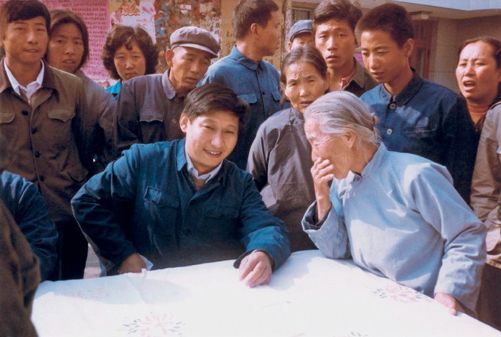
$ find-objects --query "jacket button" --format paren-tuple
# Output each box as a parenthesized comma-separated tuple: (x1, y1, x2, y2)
(39, 176, 45, 182)
(31, 127, 38, 134)
(386, 128, 393, 135)
(389, 103, 397, 110)
(22, 110, 29, 116)
(34, 150, 41, 158)
(183, 229, 192, 236)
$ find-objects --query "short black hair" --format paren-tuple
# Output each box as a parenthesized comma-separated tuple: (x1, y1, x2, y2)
(183, 83, 248, 127)
(313, 0, 362, 33)
(0, 0, 50, 41)
(357, 3, 414, 47)
(233, 0, 279, 40)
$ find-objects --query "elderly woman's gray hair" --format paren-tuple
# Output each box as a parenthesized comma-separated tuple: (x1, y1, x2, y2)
(304, 91, 380, 146)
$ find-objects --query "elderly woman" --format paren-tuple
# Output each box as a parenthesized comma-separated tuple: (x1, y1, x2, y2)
(461, 37, 501, 329)
(102, 25, 158, 96)
(301, 91, 486, 315)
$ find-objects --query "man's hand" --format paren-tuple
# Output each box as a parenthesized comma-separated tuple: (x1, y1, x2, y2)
(117, 253, 146, 274)
(311, 158, 335, 220)
(239, 250, 273, 288)
(434, 292, 460, 315)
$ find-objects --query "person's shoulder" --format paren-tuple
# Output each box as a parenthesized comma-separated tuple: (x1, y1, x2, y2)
(222, 160, 253, 183)
(48, 66, 82, 87)
(420, 79, 459, 99)
(360, 84, 383, 100)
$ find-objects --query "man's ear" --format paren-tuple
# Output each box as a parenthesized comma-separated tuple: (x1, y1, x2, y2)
(164, 48, 174, 68)
(403, 38, 415, 58)
(179, 113, 189, 133)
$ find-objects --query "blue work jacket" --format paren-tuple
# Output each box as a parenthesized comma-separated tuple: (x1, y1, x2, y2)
(71, 139, 290, 270)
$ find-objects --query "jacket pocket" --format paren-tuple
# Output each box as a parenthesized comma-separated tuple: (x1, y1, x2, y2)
(206, 204, 239, 219)
(0, 111, 15, 124)
(238, 93, 258, 105)
(144, 187, 179, 207)
(139, 110, 164, 123)
(272, 89, 281, 103)
(48, 109, 75, 122)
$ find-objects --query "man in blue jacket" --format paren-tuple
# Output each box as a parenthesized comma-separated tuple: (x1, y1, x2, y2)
(72, 83, 290, 287)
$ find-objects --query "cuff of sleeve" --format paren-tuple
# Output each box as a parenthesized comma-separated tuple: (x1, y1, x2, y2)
(302, 201, 330, 232)
(233, 249, 275, 270)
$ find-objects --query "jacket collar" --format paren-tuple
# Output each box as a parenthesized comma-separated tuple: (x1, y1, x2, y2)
(162, 71, 177, 100)
(229, 46, 262, 71)
(379, 72, 423, 106)
(0, 59, 58, 94)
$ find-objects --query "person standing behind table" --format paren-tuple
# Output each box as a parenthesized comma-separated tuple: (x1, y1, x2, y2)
(358, 3, 477, 202)
(46, 9, 115, 170)
(114, 26, 219, 157)
(302, 91, 486, 316)
(72, 84, 290, 286)
(248, 46, 328, 251)
(286, 20, 314, 51)
(313, 0, 376, 96)
(0, 0, 100, 280)
(460, 37, 501, 330)
(200, 0, 283, 169)
(102, 25, 158, 98)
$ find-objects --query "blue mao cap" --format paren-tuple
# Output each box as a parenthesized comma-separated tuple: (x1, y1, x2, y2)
(287, 19, 313, 42)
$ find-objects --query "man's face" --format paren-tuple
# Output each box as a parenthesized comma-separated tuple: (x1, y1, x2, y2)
(314, 18, 356, 72)
(256, 10, 282, 57)
(360, 30, 412, 85)
(166, 46, 211, 96)
(288, 32, 314, 51)
(47, 23, 84, 74)
(180, 110, 239, 174)
(2, 16, 48, 68)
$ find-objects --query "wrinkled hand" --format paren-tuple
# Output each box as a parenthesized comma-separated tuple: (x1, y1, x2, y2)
(239, 250, 273, 288)
(118, 253, 146, 274)
(434, 292, 460, 315)
(311, 158, 335, 220)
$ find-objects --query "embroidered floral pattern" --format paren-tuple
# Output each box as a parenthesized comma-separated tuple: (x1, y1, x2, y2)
(121, 312, 183, 337)
(373, 283, 428, 303)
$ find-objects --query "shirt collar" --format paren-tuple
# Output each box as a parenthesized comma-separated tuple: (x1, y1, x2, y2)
(3, 60, 44, 97)
(230, 46, 261, 71)
(162, 71, 177, 100)
(175, 138, 223, 183)
(380, 71, 423, 106)
(360, 143, 387, 178)
(350, 60, 368, 89)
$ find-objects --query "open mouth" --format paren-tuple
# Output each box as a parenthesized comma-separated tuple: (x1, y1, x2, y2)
(204, 149, 223, 157)
(462, 80, 476, 88)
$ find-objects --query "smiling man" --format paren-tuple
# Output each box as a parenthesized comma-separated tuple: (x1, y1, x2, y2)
(72, 83, 290, 286)
(114, 26, 220, 156)
(358, 3, 477, 202)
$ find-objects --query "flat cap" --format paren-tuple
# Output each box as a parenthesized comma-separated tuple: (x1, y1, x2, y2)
(287, 20, 313, 42)
(170, 26, 220, 58)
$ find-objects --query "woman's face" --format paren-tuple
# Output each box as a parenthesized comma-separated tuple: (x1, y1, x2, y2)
(47, 23, 85, 74)
(113, 40, 146, 81)
(456, 41, 501, 105)
(284, 60, 328, 113)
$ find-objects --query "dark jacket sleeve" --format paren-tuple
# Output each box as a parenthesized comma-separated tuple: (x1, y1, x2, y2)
(443, 96, 477, 203)
(0, 171, 58, 281)
(235, 173, 291, 270)
(0, 199, 40, 337)
(71, 146, 141, 267)
(114, 80, 141, 158)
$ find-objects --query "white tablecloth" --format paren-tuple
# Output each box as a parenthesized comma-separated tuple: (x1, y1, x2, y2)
(33, 250, 500, 337)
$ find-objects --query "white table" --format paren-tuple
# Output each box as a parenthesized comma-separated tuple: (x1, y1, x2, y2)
(33, 250, 500, 337)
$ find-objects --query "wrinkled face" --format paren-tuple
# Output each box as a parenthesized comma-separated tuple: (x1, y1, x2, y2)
(2, 16, 48, 68)
(305, 118, 353, 179)
(456, 41, 501, 105)
(284, 61, 328, 113)
(256, 10, 282, 56)
(180, 110, 239, 174)
(288, 32, 314, 51)
(167, 46, 211, 95)
(314, 19, 356, 72)
(113, 40, 146, 81)
(47, 23, 84, 74)
(360, 30, 411, 85)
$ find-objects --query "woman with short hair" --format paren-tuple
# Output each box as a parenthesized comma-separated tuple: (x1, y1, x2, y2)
(102, 25, 158, 96)
(302, 90, 486, 315)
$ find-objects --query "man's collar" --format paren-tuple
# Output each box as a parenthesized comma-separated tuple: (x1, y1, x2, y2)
(3, 60, 45, 96)
(184, 146, 222, 183)
(176, 138, 223, 183)
(162, 71, 177, 100)
(380, 72, 423, 105)
(230, 46, 261, 71)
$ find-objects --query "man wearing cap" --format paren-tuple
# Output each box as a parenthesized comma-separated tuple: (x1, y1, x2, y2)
(313, 0, 376, 95)
(200, 0, 282, 169)
(114, 26, 220, 156)
(287, 20, 313, 51)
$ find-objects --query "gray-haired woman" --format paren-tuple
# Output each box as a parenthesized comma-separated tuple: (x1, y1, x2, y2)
(302, 91, 486, 316)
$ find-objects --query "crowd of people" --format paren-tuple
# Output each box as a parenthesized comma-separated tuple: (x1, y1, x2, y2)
(0, 0, 499, 335)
